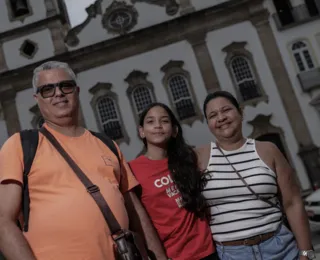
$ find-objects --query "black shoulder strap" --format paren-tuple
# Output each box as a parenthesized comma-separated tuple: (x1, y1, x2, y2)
(20, 129, 39, 232)
(19, 129, 119, 232)
(89, 131, 120, 165)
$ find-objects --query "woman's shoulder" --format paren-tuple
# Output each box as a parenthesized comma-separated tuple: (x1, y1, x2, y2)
(254, 140, 280, 171)
(255, 140, 279, 153)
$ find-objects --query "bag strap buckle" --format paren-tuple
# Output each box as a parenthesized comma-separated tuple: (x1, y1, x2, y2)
(87, 185, 100, 194)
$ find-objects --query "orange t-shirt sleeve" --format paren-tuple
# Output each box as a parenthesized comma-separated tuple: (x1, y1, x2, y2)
(115, 144, 139, 194)
(0, 133, 24, 185)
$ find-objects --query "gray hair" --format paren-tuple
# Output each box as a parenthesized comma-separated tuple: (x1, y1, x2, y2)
(32, 61, 77, 93)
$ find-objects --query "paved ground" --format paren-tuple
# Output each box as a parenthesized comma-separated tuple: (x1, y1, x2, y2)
(311, 223, 320, 258)
(312, 230, 320, 257)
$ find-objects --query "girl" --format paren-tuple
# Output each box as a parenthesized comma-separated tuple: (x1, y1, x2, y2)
(129, 103, 217, 260)
(197, 90, 314, 260)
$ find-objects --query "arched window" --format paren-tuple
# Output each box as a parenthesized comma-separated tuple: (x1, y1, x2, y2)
(125, 70, 157, 123)
(89, 82, 129, 144)
(160, 60, 203, 125)
(131, 85, 155, 117)
(97, 96, 123, 140)
(291, 40, 315, 72)
(230, 56, 261, 101)
(168, 74, 195, 120)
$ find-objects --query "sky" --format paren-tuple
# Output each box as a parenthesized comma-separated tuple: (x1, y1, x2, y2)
(64, 0, 95, 27)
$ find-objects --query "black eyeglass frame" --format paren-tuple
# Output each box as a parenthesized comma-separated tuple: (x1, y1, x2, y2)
(36, 80, 77, 98)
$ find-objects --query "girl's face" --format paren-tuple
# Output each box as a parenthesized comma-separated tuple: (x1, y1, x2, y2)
(205, 97, 242, 141)
(139, 106, 176, 146)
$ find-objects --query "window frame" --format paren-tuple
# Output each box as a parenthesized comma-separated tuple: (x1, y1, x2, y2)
(223, 41, 268, 106)
(160, 60, 203, 126)
(125, 70, 157, 124)
(89, 82, 129, 145)
(5, 0, 33, 22)
(291, 40, 316, 72)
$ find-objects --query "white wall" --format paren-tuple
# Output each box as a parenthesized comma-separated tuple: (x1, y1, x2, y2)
(77, 41, 212, 160)
(265, 0, 320, 148)
(16, 88, 36, 131)
(3, 29, 55, 70)
(190, 0, 231, 12)
(0, 0, 47, 33)
(206, 21, 311, 190)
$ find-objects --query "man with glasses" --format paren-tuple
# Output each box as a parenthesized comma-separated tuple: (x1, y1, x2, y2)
(0, 61, 166, 260)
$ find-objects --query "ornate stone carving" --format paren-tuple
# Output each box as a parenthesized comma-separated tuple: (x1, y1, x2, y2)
(102, 1, 138, 35)
(248, 114, 283, 138)
(131, 0, 179, 16)
(310, 93, 320, 108)
(65, 0, 103, 47)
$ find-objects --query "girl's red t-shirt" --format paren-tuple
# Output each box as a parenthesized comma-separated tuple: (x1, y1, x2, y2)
(129, 155, 215, 260)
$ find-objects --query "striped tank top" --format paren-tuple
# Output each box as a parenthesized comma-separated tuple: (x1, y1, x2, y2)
(202, 139, 282, 242)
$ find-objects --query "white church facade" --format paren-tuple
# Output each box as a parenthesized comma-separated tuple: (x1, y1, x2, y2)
(0, 0, 320, 193)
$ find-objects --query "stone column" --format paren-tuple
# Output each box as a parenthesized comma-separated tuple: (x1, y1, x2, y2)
(44, 0, 67, 55)
(0, 89, 21, 136)
(186, 31, 221, 94)
(44, 0, 57, 16)
(251, 11, 320, 188)
(179, 0, 195, 15)
(0, 42, 8, 72)
(48, 20, 68, 55)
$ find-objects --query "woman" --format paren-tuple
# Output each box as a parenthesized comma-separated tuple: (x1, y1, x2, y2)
(197, 90, 314, 260)
(129, 103, 217, 260)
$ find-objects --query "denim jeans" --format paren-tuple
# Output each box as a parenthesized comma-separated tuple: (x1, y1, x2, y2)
(216, 225, 299, 260)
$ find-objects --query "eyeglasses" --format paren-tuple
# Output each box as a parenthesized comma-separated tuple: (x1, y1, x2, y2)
(36, 80, 77, 98)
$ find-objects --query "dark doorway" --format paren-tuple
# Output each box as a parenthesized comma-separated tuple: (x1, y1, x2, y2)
(256, 133, 288, 160)
(273, 0, 295, 26)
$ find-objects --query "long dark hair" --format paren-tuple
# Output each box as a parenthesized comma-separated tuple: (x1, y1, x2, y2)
(139, 102, 207, 218)
(203, 90, 242, 118)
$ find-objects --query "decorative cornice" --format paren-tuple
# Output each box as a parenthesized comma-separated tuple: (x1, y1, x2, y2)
(0, 15, 63, 43)
(160, 60, 184, 73)
(0, 0, 258, 93)
(248, 114, 272, 128)
(125, 70, 148, 85)
(132, 0, 180, 16)
(89, 82, 112, 95)
(310, 94, 320, 106)
(222, 41, 247, 53)
(185, 30, 207, 46)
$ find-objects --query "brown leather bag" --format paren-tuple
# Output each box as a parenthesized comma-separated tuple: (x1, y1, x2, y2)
(40, 128, 148, 260)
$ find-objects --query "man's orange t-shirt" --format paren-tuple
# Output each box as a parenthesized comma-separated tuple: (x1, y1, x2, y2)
(0, 124, 138, 260)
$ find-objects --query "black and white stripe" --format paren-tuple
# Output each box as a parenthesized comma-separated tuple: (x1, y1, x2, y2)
(202, 139, 282, 242)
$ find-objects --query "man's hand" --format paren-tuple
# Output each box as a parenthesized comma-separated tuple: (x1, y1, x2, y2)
(124, 191, 167, 260)
(0, 183, 36, 260)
